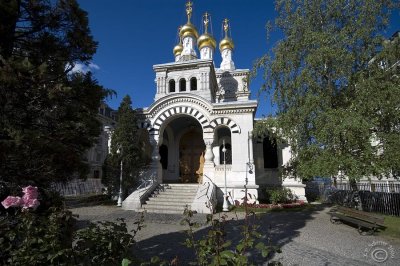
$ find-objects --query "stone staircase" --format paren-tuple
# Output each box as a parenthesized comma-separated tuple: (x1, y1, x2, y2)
(142, 183, 199, 214)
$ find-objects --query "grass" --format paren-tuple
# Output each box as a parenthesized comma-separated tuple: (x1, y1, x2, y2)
(64, 194, 115, 207)
(379, 215, 400, 239)
(231, 203, 316, 213)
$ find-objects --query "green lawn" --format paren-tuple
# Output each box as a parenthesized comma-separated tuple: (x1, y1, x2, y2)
(379, 215, 400, 239)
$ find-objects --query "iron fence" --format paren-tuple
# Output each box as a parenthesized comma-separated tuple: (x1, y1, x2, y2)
(336, 182, 400, 193)
(51, 178, 104, 196)
(328, 190, 400, 216)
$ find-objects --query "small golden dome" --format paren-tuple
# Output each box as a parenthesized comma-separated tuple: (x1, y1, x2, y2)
(219, 37, 234, 51)
(197, 33, 216, 50)
(173, 43, 183, 56)
(180, 22, 199, 39)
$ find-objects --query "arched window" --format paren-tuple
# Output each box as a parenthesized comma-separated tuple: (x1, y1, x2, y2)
(219, 143, 232, 164)
(169, 80, 175, 92)
(263, 137, 278, 168)
(216, 126, 232, 165)
(190, 77, 197, 91)
(179, 78, 186, 92)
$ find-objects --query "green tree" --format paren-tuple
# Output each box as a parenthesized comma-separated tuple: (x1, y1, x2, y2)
(103, 95, 150, 198)
(255, 0, 400, 181)
(0, 0, 112, 188)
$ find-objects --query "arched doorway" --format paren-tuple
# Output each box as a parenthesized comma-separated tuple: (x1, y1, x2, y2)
(158, 115, 205, 183)
(179, 128, 205, 183)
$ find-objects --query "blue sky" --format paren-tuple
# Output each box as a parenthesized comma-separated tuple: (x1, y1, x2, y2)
(77, 0, 399, 117)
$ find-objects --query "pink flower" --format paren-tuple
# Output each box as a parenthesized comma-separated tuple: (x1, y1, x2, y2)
(22, 198, 40, 210)
(1, 196, 23, 209)
(22, 185, 38, 199)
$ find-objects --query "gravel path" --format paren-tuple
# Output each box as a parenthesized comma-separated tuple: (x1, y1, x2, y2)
(70, 205, 400, 265)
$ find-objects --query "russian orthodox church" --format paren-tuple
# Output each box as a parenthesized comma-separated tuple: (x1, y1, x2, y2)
(122, 1, 306, 213)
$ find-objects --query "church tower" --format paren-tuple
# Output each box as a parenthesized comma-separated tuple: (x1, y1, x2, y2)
(179, 1, 198, 61)
(219, 19, 235, 71)
(198, 13, 216, 60)
(133, 0, 260, 213)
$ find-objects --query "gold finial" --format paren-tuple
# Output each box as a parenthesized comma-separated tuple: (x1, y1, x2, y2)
(223, 18, 229, 38)
(178, 26, 182, 43)
(186, 1, 193, 23)
(203, 12, 209, 33)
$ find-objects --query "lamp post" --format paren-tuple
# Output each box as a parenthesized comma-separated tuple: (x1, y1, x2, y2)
(117, 148, 123, 207)
(222, 139, 229, 212)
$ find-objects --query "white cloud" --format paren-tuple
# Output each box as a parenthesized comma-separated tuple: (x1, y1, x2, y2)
(89, 63, 100, 70)
(69, 62, 100, 74)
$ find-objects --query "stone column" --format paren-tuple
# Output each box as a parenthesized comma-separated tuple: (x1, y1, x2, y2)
(281, 145, 307, 202)
(156, 77, 160, 94)
(149, 135, 162, 184)
(248, 131, 254, 165)
(161, 77, 166, 94)
(202, 136, 215, 183)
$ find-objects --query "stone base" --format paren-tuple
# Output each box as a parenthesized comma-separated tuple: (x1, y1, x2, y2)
(282, 181, 307, 202)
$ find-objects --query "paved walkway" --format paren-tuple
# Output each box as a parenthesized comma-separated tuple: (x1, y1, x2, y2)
(70, 205, 400, 265)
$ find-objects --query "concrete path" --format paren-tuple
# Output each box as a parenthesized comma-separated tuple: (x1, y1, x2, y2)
(70, 205, 400, 265)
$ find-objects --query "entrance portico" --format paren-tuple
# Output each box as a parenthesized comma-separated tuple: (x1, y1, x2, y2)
(158, 115, 205, 183)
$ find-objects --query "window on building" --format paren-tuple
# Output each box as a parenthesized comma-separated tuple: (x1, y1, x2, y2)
(216, 126, 232, 165)
(179, 78, 186, 92)
(263, 137, 278, 168)
(190, 77, 197, 91)
(93, 170, 100, 179)
(169, 79, 175, 92)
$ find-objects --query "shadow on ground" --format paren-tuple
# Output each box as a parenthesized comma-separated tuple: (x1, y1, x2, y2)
(134, 205, 327, 264)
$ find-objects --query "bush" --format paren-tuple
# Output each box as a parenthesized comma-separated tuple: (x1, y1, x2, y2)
(0, 207, 75, 265)
(266, 188, 295, 204)
(0, 185, 144, 265)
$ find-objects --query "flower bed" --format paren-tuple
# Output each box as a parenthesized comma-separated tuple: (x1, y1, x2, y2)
(235, 200, 306, 209)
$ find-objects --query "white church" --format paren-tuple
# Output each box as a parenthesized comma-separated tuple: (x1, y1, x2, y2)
(121, 1, 306, 213)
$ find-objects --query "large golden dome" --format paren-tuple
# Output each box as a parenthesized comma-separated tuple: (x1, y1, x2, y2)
(198, 33, 216, 50)
(219, 37, 234, 51)
(180, 22, 199, 39)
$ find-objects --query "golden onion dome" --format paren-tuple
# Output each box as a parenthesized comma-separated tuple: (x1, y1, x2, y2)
(197, 33, 216, 50)
(180, 22, 199, 39)
(219, 37, 234, 51)
(173, 43, 183, 56)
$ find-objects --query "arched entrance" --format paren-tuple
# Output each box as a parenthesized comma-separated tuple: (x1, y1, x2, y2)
(159, 115, 205, 183)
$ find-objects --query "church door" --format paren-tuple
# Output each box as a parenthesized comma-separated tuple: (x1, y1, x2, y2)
(179, 130, 205, 183)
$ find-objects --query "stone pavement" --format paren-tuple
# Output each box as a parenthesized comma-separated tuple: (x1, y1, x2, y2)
(70, 205, 400, 265)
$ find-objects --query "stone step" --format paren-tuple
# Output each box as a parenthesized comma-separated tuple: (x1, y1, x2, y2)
(144, 201, 190, 207)
(154, 191, 197, 196)
(160, 187, 198, 191)
(141, 183, 199, 214)
(143, 208, 186, 214)
(147, 196, 194, 202)
(162, 183, 199, 187)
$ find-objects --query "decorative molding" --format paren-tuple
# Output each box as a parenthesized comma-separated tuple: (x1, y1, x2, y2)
(149, 105, 210, 136)
(144, 95, 213, 118)
(211, 108, 256, 115)
(206, 117, 241, 134)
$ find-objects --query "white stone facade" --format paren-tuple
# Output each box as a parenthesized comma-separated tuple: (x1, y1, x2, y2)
(130, 2, 306, 208)
(140, 56, 259, 204)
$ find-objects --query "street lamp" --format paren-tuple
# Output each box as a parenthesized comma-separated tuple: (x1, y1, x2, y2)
(222, 139, 229, 212)
(117, 147, 123, 207)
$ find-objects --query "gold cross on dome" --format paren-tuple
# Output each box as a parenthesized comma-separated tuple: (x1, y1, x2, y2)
(204, 12, 210, 33)
(223, 18, 229, 37)
(186, 1, 193, 22)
